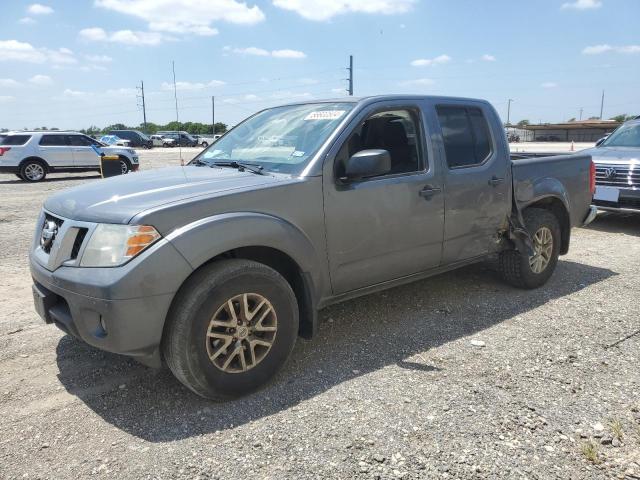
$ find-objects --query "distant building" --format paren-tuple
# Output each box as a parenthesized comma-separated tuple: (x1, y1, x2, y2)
(522, 119, 621, 142)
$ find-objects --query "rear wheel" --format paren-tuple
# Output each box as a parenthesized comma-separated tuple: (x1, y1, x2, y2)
(162, 259, 298, 400)
(499, 208, 560, 289)
(20, 159, 47, 182)
(15, 173, 24, 180)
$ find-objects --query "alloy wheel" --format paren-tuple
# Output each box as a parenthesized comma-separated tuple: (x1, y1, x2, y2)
(205, 293, 277, 373)
(24, 163, 45, 181)
(529, 226, 553, 274)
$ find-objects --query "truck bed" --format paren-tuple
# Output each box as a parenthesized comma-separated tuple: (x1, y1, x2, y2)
(511, 153, 593, 228)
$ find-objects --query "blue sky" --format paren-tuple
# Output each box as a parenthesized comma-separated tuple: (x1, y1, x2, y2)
(0, 0, 639, 130)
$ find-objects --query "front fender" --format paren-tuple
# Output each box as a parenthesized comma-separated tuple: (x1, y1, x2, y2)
(165, 211, 322, 290)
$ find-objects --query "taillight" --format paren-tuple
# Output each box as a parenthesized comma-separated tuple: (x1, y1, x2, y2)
(0, 147, 10, 156)
(589, 160, 596, 195)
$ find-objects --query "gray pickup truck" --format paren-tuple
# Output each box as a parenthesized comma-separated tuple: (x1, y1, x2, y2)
(30, 95, 596, 400)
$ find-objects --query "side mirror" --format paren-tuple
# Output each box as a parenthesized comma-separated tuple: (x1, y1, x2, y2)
(343, 149, 391, 181)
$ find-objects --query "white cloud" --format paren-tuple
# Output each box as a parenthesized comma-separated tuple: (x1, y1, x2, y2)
(0, 78, 19, 87)
(583, 44, 640, 54)
(224, 46, 306, 58)
(330, 87, 346, 94)
(541, 82, 558, 88)
(62, 89, 90, 98)
(273, 0, 415, 21)
(79, 27, 167, 46)
(84, 54, 113, 63)
(399, 78, 435, 87)
(410, 54, 451, 67)
(270, 91, 313, 100)
(271, 49, 306, 59)
(19, 17, 36, 24)
(29, 74, 53, 85)
(562, 0, 602, 9)
(94, 0, 264, 37)
(0, 96, 15, 103)
(224, 46, 269, 56)
(481, 54, 496, 62)
(0, 40, 76, 64)
(160, 80, 225, 91)
(27, 3, 54, 15)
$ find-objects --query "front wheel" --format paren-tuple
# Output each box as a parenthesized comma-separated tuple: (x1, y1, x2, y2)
(499, 208, 561, 289)
(201, 142, 208, 148)
(119, 158, 132, 174)
(162, 259, 299, 400)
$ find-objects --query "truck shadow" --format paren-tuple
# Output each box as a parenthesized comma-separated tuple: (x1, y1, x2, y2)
(585, 212, 640, 237)
(55, 259, 615, 442)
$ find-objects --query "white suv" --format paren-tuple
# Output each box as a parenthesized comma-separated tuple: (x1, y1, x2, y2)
(0, 131, 139, 182)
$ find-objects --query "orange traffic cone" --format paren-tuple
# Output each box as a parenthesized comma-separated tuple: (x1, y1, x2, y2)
(570, 141, 575, 152)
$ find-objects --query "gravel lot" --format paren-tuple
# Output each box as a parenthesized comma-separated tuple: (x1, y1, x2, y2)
(0, 146, 639, 480)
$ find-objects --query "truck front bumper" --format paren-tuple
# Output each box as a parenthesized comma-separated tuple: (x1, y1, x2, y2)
(29, 241, 192, 368)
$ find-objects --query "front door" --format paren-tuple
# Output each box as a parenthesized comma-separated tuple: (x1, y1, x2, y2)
(68, 134, 100, 167)
(323, 104, 444, 294)
(434, 103, 511, 263)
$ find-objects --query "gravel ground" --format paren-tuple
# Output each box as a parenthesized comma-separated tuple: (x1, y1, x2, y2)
(0, 147, 639, 480)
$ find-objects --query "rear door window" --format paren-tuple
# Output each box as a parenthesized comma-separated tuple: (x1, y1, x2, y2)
(39, 134, 69, 146)
(436, 106, 494, 168)
(0, 135, 32, 145)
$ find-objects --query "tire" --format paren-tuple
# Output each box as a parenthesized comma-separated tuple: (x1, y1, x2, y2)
(201, 142, 208, 148)
(119, 157, 132, 174)
(15, 173, 24, 180)
(20, 159, 47, 182)
(499, 208, 561, 289)
(162, 259, 299, 400)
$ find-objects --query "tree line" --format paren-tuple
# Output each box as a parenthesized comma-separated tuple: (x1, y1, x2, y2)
(80, 121, 228, 136)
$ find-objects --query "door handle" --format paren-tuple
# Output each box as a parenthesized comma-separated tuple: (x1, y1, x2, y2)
(419, 186, 442, 199)
(488, 176, 504, 186)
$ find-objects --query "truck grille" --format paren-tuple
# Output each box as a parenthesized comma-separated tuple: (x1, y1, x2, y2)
(40, 214, 64, 254)
(595, 165, 639, 189)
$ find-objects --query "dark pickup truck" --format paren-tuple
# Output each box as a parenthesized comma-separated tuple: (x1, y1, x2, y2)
(30, 95, 596, 400)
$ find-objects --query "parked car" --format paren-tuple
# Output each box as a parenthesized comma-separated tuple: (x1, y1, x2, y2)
(150, 134, 176, 147)
(192, 135, 218, 148)
(99, 135, 131, 147)
(157, 131, 198, 147)
(0, 131, 139, 181)
(30, 95, 595, 399)
(583, 117, 640, 212)
(109, 130, 153, 149)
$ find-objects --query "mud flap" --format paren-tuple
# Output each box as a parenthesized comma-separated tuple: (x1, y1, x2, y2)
(508, 184, 535, 257)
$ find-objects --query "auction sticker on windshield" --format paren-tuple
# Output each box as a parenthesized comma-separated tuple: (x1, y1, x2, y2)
(304, 110, 346, 121)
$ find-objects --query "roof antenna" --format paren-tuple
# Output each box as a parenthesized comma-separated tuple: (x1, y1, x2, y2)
(172, 60, 184, 166)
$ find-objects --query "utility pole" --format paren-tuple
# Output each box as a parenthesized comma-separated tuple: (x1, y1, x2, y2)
(599, 90, 605, 120)
(136, 80, 147, 133)
(347, 55, 353, 96)
(211, 96, 215, 134)
(579, 107, 583, 121)
(507, 99, 514, 126)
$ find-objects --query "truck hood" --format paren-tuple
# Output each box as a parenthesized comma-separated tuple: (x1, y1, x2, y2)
(44, 166, 286, 224)
(581, 146, 640, 164)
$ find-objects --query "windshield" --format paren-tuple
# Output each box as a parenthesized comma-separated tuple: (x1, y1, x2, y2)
(601, 123, 640, 147)
(192, 102, 354, 174)
(135, 130, 150, 141)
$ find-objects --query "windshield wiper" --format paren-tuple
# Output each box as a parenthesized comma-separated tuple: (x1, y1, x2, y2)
(190, 158, 209, 166)
(212, 161, 266, 175)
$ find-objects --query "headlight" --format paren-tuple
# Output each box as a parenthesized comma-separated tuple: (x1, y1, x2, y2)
(80, 224, 161, 267)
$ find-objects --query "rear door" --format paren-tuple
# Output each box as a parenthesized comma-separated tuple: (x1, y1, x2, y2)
(434, 102, 511, 263)
(37, 134, 73, 167)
